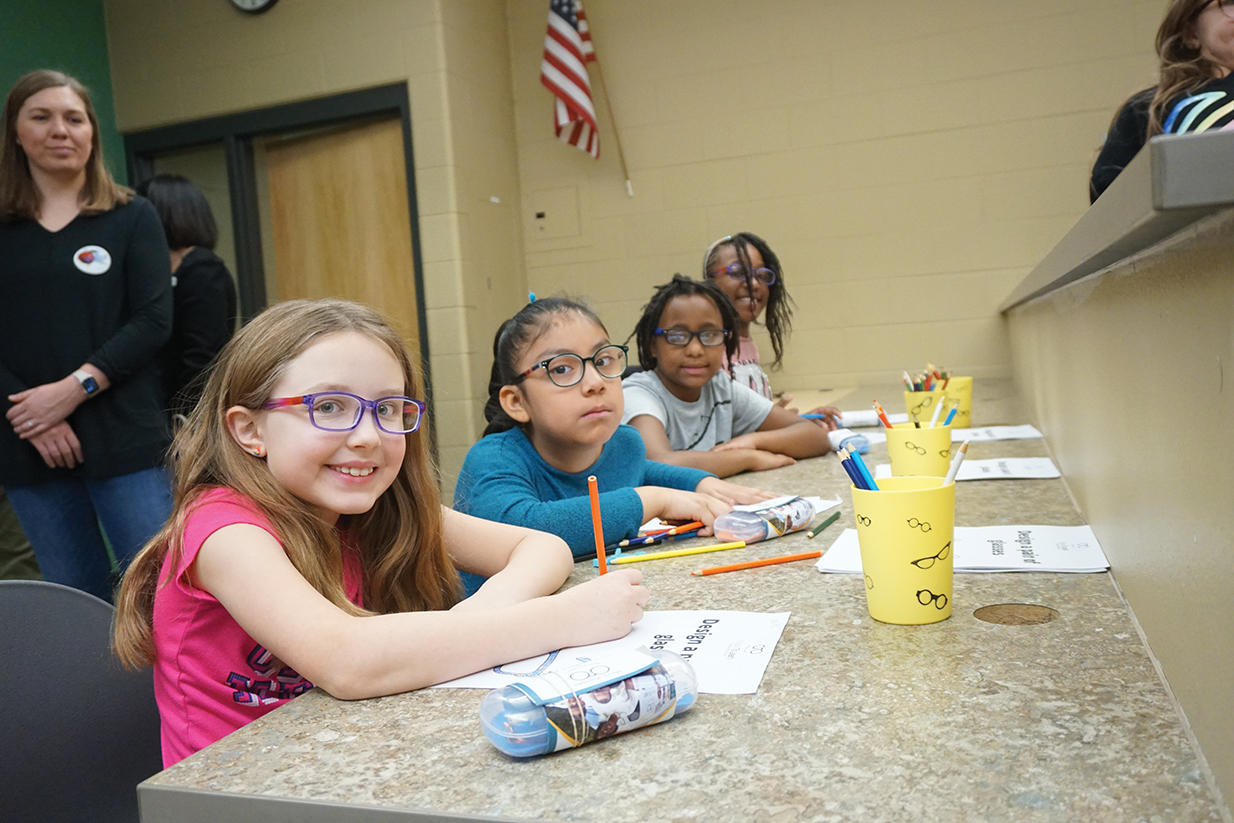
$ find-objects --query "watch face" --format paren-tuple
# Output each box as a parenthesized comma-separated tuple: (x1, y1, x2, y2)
(82, 376, 99, 394)
(231, 0, 278, 13)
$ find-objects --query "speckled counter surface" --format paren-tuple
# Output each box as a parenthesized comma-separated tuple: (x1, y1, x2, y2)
(140, 382, 1226, 823)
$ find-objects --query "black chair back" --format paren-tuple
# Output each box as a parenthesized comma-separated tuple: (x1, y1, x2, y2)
(0, 580, 163, 823)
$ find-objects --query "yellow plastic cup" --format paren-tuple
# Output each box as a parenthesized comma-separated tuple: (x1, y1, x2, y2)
(850, 476, 955, 625)
(886, 425, 953, 477)
(903, 376, 972, 429)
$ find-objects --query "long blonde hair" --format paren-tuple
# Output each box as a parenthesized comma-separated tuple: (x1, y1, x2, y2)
(0, 70, 131, 221)
(1149, 0, 1229, 134)
(114, 299, 459, 668)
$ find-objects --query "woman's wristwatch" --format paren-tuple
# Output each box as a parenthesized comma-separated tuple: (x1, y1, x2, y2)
(72, 369, 100, 397)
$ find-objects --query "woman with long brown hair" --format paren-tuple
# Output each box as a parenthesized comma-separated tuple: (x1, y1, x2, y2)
(1091, 0, 1234, 201)
(0, 69, 173, 601)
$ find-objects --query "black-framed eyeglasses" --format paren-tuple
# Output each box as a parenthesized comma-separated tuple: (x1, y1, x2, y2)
(711, 263, 777, 286)
(910, 541, 952, 570)
(917, 589, 948, 609)
(512, 344, 628, 388)
(653, 328, 729, 347)
(263, 392, 426, 434)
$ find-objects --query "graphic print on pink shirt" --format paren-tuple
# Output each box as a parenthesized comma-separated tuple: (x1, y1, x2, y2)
(228, 643, 315, 706)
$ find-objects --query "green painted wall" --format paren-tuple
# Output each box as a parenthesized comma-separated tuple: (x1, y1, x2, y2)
(0, 0, 125, 183)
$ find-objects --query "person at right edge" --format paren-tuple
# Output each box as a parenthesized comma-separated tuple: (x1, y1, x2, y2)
(1090, 0, 1234, 202)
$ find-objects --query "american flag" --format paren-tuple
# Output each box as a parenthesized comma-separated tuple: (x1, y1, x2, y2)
(540, 0, 599, 158)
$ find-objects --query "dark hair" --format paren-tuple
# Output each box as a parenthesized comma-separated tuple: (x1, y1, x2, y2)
(628, 274, 740, 372)
(136, 173, 219, 249)
(1, 69, 131, 220)
(482, 296, 607, 437)
(702, 232, 794, 368)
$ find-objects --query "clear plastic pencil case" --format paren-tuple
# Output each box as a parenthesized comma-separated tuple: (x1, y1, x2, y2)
(480, 647, 698, 758)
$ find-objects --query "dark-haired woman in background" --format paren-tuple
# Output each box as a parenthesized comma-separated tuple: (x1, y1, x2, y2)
(136, 174, 237, 420)
(1091, 0, 1234, 201)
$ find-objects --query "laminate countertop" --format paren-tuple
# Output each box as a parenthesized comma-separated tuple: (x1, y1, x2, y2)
(139, 380, 1226, 823)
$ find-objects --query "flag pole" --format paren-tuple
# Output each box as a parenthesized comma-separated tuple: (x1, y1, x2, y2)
(586, 32, 633, 196)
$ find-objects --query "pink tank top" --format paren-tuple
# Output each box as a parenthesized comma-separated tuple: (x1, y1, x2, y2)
(151, 487, 364, 766)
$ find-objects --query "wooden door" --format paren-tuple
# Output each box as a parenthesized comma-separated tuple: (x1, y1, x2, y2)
(263, 117, 421, 355)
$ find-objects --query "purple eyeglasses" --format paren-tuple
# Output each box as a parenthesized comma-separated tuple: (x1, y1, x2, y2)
(263, 392, 425, 434)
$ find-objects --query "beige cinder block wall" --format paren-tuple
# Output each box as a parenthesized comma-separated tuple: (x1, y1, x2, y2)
(103, 0, 524, 497)
(1005, 212, 1234, 807)
(506, 0, 1163, 390)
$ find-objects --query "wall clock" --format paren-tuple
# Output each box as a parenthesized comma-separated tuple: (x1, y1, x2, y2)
(230, 0, 278, 14)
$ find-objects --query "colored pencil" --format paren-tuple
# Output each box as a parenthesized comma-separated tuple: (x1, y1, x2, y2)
(611, 527, 702, 550)
(692, 550, 822, 576)
(846, 445, 880, 491)
(872, 400, 894, 429)
(588, 476, 607, 575)
(942, 401, 958, 426)
(929, 397, 946, 427)
(837, 449, 866, 489)
(611, 541, 746, 565)
(622, 521, 704, 547)
(807, 510, 841, 539)
(943, 441, 970, 485)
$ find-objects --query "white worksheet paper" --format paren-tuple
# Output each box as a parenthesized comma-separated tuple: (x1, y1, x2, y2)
(434, 611, 791, 695)
(950, 425, 1043, 441)
(815, 525, 1108, 573)
(874, 457, 1061, 480)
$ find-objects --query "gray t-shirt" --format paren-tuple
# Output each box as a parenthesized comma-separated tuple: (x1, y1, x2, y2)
(621, 370, 774, 452)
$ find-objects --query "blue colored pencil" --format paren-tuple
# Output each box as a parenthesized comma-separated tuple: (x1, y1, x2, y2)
(846, 446, 880, 491)
(942, 403, 959, 426)
(837, 450, 868, 490)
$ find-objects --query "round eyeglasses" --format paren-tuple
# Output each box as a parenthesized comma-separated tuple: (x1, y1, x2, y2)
(263, 392, 426, 434)
(654, 327, 729, 348)
(512, 344, 628, 388)
(711, 263, 777, 286)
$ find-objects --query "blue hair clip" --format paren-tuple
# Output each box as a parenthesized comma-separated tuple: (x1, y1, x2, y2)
(528, 292, 537, 303)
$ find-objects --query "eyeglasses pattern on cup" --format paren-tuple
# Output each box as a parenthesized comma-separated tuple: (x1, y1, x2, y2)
(906, 517, 931, 532)
(512, 344, 628, 388)
(856, 514, 872, 526)
(904, 441, 927, 455)
(263, 392, 426, 434)
(653, 328, 730, 348)
(916, 589, 948, 609)
(908, 397, 939, 417)
(712, 263, 777, 286)
(864, 574, 874, 590)
(910, 541, 952, 569)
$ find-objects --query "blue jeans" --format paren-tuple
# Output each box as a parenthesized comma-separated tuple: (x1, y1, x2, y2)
(7, 467, 173, 601)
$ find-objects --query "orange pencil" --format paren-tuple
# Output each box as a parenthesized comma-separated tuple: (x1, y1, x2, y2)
(872, 400, 894, 429)
(691, 550, 822, 576)
(588, 475, 607, 575)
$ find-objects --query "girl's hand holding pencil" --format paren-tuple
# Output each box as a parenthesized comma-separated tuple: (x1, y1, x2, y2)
(557, 569, 650, 642)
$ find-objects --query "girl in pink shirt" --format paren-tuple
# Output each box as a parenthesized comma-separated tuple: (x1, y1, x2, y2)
(114, 299, 647, 766)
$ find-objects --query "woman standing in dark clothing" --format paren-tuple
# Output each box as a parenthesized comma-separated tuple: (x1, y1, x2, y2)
(0, 70, 173, 601)
(1091, 0, 1234, 201)
(137, 174, 237, 420)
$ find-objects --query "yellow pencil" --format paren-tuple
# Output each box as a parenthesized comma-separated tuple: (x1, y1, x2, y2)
(610, 541, 747, 565)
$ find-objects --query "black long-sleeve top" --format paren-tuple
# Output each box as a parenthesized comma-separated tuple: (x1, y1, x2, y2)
(0, 197, 173, 486)
(163, 246, 237, 417)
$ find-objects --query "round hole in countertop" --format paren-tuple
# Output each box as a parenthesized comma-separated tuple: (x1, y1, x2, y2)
(973, 603, 1059, 625)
